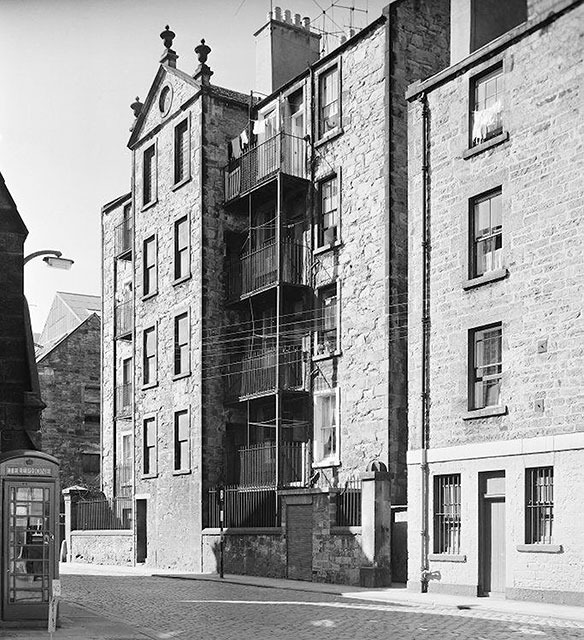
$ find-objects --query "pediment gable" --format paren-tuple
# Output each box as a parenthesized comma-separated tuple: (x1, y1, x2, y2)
(128, 65, 200, 149)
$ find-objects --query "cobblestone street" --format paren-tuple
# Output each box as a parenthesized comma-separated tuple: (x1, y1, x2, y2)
(61, 574, 584, 640)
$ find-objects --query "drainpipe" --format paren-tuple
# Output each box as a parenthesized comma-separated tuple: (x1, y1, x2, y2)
(420, 92, 431, 593)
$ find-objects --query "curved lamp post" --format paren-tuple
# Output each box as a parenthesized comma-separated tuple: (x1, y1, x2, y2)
(24, 250, 74, 269)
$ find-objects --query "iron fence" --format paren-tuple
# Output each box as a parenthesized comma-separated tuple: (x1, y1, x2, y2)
(76, 497, 132, 530)
(336, 478, 362, 527)
(237, 441, 311, 487)
(208, 486, 280, 528)
(224, 133, 307, 202)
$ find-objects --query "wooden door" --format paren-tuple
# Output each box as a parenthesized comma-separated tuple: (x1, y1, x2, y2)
(287, 504, 312, 581)
(136, 499, 147, 563)
(479, 472, 506, 596)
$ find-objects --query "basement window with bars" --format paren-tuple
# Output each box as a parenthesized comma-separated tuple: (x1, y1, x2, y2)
(526, 467, 554, 544)
(434, 474, 462, 554)
(470, 324, 502, 410)
(174, 119, 189, 185)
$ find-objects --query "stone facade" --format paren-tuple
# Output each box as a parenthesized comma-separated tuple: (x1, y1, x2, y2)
(37, 313, 101, 490)
(407, 0, 584, 602)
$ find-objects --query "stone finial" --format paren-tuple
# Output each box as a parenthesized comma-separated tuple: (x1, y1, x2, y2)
(195, 38, 211, 64)
(130, 97, 143, 118)
(160, 25, 175, 50)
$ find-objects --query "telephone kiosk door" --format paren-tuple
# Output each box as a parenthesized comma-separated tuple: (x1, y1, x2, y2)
(0, 450, 59, 622)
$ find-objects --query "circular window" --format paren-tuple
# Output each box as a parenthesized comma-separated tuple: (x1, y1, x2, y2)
(159, 85, 172, 116)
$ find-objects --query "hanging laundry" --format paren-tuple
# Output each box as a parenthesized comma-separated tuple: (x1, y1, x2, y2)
(472, 101, 502, 144)
(252, 119, 266, 136)
(229, 136, 241, 159)
(240, 128, 249, 146)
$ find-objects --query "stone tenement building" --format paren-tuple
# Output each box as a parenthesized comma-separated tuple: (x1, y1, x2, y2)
(36, 293, 101, 490)
(100, 2, 448, 583)
(407, 0, 584, 604)
(0, 171, 44, 453)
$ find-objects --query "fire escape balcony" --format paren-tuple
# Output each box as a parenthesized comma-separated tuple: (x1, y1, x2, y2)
(226, 346, 307, 401)
(224, 133, 308, 203)
(115, 299, 133, 339)
(115, 382, 132, 417)
(114, 217, 133, 258)
(234, 441, 312, 488)
(227, 239, 307, 301)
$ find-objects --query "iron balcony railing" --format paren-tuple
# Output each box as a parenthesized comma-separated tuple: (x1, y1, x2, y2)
(115, 383, 132, 417)
(228, 239, 306, 300)
(226, 346, 306, 400)
(115, 463, 133, 498)
(115, 299, 133, 338)
(114, 217, 133, 257)
(224, 133, 308, 202)
(208, 486, 280, 528)
(236, 441, 311, 488)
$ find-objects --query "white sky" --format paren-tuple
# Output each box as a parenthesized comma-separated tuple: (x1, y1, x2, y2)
(0, 0, 386, 332)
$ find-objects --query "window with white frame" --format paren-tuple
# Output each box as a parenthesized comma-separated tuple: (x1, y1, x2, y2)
(143, 326, 156, 386)
(143, 235, 157, 296)
(471, 65, 503, 146)
(318, 65, 340, 138)
(470, 189, 502, 278)
(174, 410, 190, 472)
(434, 474, 462, 554)
(143, 416, 157, 476)
(315, 285, 338, 357)
(526, 467, 553, 544)
(313, 388, 339, 465)
(316, 175, 339, 249)
(174, 312, 189, 376)
(470, 324, 502, 410)
(174, 119, 189, 185)
(142, 144, 156, 205)
(174, 216, 189, 280)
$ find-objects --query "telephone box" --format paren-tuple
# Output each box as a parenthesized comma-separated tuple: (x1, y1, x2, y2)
(0, 450, 59, 623)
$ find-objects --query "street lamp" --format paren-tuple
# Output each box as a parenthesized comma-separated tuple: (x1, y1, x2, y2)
(24, 250, 74, 269)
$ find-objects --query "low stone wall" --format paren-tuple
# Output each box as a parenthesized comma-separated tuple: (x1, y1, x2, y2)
(201, 528, 286, 577)
(69, 530, 133, 566)
(313, 526, 364, 585)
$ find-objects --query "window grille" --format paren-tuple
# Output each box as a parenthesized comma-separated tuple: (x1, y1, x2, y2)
(526, 467, 553, 544)
(434, 474, 462, 554)
(471, 324, 502, 409)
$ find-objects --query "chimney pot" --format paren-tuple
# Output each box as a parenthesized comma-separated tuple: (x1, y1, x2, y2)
(303, 17, 310, 30)
(274, 6, 282, 21)
(294, 13, 301, 26)
(340, 34, 347, 44)
(284, 9, 292, 23)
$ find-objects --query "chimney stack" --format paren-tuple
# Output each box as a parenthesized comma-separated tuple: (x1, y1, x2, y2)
(254, 6, 321, 96)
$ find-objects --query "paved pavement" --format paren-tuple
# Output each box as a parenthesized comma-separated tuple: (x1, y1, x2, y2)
(4, 563, 584, 639)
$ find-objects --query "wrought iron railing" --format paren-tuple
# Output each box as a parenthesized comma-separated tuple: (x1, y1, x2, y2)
(115, 300, 133, 338)
(237, 441, 311, 487)
(228, 239, 306, 300)
(208, 486, 280, 528)
(336, 478, 362, 527)
(115, 383, 132, 416)
(76, 497, 132, 530)
(226, 346, 305, 399)
(224, 133, 308, 202)
(114, 217, 133, 257)
(115, 463, 133, 498)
